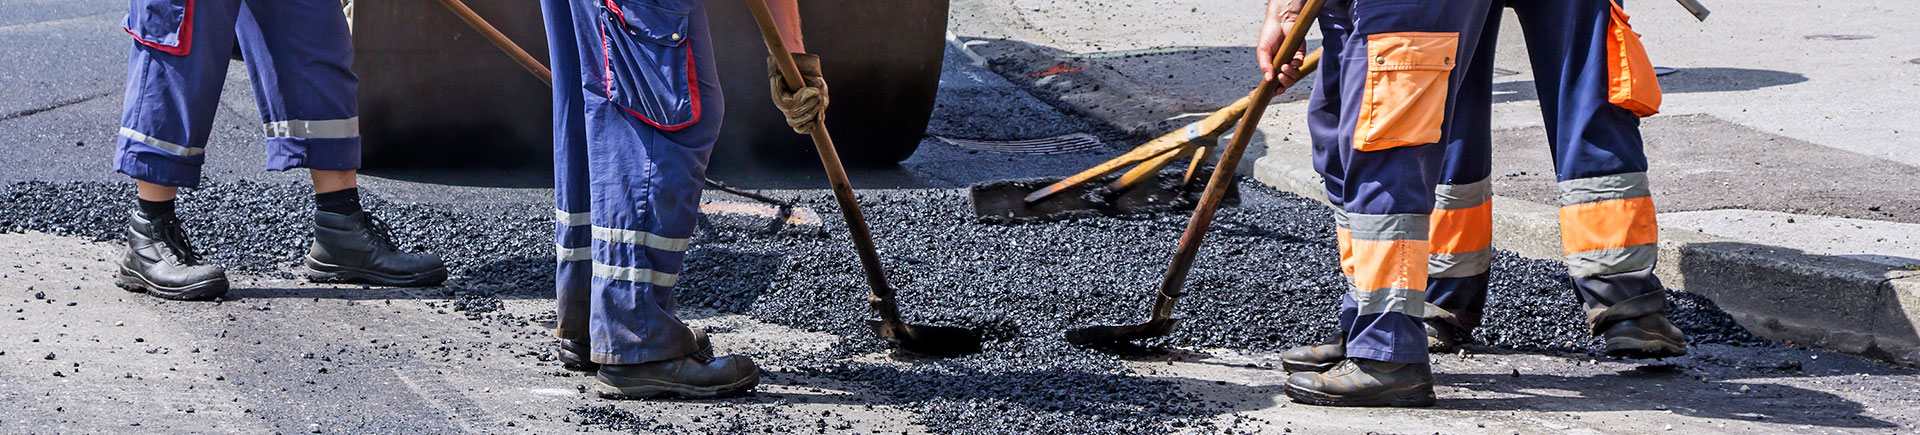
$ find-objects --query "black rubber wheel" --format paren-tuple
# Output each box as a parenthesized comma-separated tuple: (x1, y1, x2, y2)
(351, 0, 947, 172)
(704, 1, 948, 168)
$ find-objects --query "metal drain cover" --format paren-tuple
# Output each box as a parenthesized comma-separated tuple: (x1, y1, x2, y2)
(937, 133, 1104, 155)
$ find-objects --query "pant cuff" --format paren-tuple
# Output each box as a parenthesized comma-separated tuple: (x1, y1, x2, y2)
(1346, 346, 1427, 364)
(115, 145, 203, 188)
(591, 340, 697, 365)
(265, 137, 362, 172)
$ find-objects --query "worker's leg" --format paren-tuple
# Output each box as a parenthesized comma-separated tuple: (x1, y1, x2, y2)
(238, 0, 446, 287)
(1286, 0, 1494, 407)
(115, 0, 243, 189)
(112, 0, 243, 301)
(1512, 0, 1684, 357)
(572, 0, 754, 398)
(1423, 3, 1506, 350)
(545, 0, 599, 369)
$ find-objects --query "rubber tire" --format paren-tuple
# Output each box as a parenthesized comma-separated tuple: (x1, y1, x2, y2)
(702, 1, 948, 168)
(350, 0, 947, 171)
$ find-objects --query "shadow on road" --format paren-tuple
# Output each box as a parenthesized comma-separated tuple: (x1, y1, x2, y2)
(1493, 67, 1809, 104)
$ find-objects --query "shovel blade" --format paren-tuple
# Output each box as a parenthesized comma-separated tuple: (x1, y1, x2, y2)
(969, 170, 1237, 223)
(1064, 318, 1183, 346)
(868, 319, 984, 357)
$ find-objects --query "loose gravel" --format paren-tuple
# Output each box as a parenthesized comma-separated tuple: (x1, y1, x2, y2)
(0, 179, 1766, 434)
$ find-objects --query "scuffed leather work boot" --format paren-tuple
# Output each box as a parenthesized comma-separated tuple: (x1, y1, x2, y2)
(560, 328, 711, 372)
(305, 210, 447, 287)
(596, 353, 760, 399)
(1281, 333, 1345, 373)
(1580, 289, 1688, 359)
(118, 212, 228, 300)
(1601, 315, 1688, 359)
(1285, 359, 1436, 407)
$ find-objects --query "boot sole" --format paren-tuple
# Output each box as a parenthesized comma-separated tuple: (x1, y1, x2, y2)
(1281, 359, 1337, 373)
(116, 266, 228, 301)
(595, 371, 759, 400)
(1605, 336, 1688, 359)
(1285, 382, 1436, 407)
(304, 257, 448, 287)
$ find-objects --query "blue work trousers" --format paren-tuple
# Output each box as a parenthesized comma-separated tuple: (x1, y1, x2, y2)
(114, 0, 361, 188)
(544, 0, 724, 365)
(1310, 0, 1497, 364)
(1425, 0, 1665, 336)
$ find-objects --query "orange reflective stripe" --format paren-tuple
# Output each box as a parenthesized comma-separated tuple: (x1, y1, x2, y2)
(1336, 228, 1356, 277)
(1559, 196, 1658, 254)
(1429, 201, 1491, 255)
(1347, 239, 1430, 292)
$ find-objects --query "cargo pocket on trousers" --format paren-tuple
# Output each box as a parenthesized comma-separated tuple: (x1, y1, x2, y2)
(1606, 0, 1662, 117)
(600, 0, 701, 131)
(126, 0, 194, 56)
(1354, 32, 1459, 152)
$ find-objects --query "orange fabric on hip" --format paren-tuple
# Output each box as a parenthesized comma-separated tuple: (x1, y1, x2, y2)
(1558, 196, 1658, 254)
(1606, 1, 1662, 117)
(1347, 239, 1431, 291)
(1429, 202, 1492, 255)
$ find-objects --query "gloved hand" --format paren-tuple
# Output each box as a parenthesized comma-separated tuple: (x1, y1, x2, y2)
(767, 53, 829, 134)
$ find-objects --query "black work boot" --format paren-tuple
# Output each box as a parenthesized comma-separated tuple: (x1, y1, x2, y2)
(118, 212, 229, 300)
(1426, 320, 1461, 353)
(1601, 315, 1688, 359)
(560, 328, 711, 372)
(1285, 359, 1436, 407)
(596, 353, 759, 399)
(1281, 333, 1345, 373)
(305, 210, 446, 286)
(1578, 285, 1688, 359)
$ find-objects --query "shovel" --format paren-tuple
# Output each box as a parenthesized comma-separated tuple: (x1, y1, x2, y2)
(968, 48, 1321, 222)
(1066, 0, 1326, 346)
(746, 0, 982, 356)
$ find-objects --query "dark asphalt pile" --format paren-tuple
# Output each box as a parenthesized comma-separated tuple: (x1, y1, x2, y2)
(0, 179, 1766, 434)
(0, 180, 552, 291)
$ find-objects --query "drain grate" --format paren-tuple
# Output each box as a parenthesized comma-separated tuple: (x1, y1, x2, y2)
(937, 133, 1104, 155)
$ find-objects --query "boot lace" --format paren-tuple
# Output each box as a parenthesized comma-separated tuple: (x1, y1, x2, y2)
(154, 215, 205, 265)
(359, 212, 400, 250)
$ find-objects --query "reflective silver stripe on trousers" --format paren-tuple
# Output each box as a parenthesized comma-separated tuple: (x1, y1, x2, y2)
(1348, 287, 1427, 317)
(1333, 208, 1350, 229)
(1434, 178, 1492, 210)
(263, 117, 360, 139)
(1429, 248, 1492, 278)
(555, 245, 591, 262)
(555, 209, 591, 226)
(1565, 243, 1657, 277)
(1344, 213, 1429, 241)
(1558, 172, 1650, 206)
(591, 227, 692, 252)
(590, 262, 679, 287)
(119, 127, 203, 157)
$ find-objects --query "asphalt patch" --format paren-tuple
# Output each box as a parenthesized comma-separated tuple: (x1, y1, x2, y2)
(1, 179, 1767, 434)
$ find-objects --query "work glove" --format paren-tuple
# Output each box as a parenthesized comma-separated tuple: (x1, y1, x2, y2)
(768, 53, 829, 134)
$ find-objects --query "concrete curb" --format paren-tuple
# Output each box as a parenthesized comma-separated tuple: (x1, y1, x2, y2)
(1252, 140, 1920, 365)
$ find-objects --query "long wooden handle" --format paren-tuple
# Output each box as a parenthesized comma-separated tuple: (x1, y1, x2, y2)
(745, 0, 903, 321)
(1023, 94, 1257, 203)
(1149, 0, 1325, 321)
(435, 0, 553, 86)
